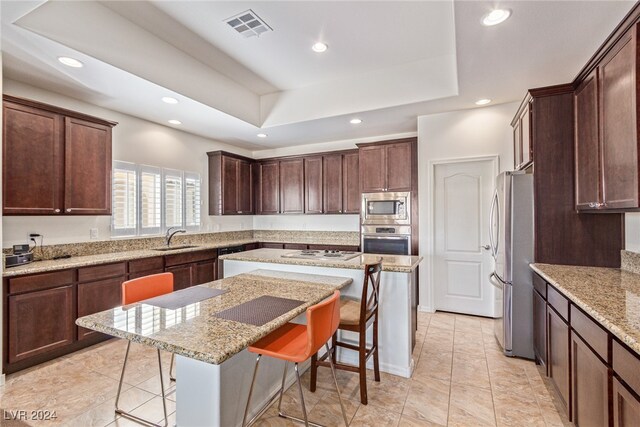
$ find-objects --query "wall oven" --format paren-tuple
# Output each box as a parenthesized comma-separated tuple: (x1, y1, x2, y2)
(361, 225, 411, 255)
(361, 192, 411, 225)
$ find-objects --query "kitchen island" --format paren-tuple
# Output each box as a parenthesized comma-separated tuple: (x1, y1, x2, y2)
(220, 248, 423, 378)
(76, 269, 351, 427)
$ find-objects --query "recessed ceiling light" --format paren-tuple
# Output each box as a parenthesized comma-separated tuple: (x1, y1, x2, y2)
(168, 119, 182, 125)
(475, 99, 492, 106)
(257, 133, 268, 138)
(312, 42, 328, 53)
(57, 56, 83, 68)
(350, 118, 363, 124)
(162, 96, 178, 104)
(482, 9, 511, 26)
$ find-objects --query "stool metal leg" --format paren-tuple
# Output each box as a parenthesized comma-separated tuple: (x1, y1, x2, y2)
(277, 361, 288, 414)
(242, 354, 262, 427)
(326, 344, 349, 427)
(294, 363, 309, 427)
(115, 343, 169, 427)
(169, 353, 176, 382)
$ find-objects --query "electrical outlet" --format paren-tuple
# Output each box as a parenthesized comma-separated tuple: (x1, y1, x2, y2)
(90, 228, 99, 240)
(27, 232, 39, 243)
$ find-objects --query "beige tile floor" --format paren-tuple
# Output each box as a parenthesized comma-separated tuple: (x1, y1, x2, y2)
(0, 312, 571, 427)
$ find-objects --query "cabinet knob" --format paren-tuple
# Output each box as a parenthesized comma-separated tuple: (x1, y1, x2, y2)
(339, 210, 342, 213)
(54, 209, 60, 213)
(66, 208, 72, 212)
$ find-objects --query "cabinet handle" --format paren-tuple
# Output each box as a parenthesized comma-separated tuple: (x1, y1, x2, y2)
(339, 210, 342, 213)
(588, 202, 596, 208)
(54, 209, 61, 213)
(238, 211, 243, 214)
(66, 208, 72, 212)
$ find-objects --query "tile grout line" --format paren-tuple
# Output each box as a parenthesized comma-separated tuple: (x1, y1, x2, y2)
(480, 318, 499, 427)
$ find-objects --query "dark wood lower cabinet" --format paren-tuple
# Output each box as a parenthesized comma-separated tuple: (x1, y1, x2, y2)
(284, 243, 308, 250)
(548, 307, 571, 416)
(533, 289, 547, 369)
(261, 242, 285, 249)
(8, 285, 75, 364)
(194, 260, 216, 285)
(571, 331, 610, 427)
(77, 276, 124, 340)
(166, 264, 193, 291)
(129, 269, 165, 280)
(613, 377, 640, 427)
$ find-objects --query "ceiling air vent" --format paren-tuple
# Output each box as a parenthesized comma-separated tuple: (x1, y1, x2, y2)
(224, 10, 272, 38)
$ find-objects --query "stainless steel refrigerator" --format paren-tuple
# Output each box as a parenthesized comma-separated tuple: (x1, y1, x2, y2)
(488, 171, 534, 359)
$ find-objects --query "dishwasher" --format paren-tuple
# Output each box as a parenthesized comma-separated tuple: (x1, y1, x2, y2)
(217, 245, 246, 279)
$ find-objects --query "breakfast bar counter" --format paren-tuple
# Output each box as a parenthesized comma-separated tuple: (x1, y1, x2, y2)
(76, 269, 351, 427)
(221, 248, 423, 378)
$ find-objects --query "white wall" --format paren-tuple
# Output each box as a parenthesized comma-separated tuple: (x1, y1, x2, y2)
(625, 213, 640, 253)
(2, 79, 253, 246)
(417, 102, 519, 311)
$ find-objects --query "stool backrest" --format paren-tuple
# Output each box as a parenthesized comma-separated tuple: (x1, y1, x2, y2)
(361, 261, 382, 321)
(305, 291, 341, 358)
(122, 272, 174, 305)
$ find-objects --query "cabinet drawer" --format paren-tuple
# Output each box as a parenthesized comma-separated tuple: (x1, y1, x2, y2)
(613, 340, 640, 393)
(129, 269, 165, 280)
(533, 273, 547, 298)
(571, 305, 609, 361)
(9, 269, 75, 294)
(164, 249, 217, 267)
(261, 242, 285, 249)
(284, 243, 308, 250)
(78, 262, 126, 282)
(128, 257, 164, 274)
(548, 285, 569, 321)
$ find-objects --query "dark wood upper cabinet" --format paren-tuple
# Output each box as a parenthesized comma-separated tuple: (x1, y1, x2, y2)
(323, 154, 342, 213)
(574, 71, 601, 210)
(208, 151, 254, 215)
(512, 100, 533, 170)
(279, 158, 304, 214)
(342, 151, 360, 214)
(257, 161, 280, 214)
(358, 139, 415, 193)
(571, 331, 610, 427)
(64, 117, 112, 215)
(305, 156, 324, 214)
(3, 96, 116, 216)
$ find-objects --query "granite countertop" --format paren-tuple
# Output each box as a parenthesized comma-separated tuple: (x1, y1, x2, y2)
(220, 248, 423, 273)
(2, 239, 258, 278)
(76, 270, 352, 365)
(531, 263, 640, 356)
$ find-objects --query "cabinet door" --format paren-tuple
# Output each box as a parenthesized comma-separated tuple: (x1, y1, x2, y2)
(548, 307, 571, 416)
(360, 146, 386, 192)
(571, 331, 609, 427)
(77, 277, 124, 340)
(3, 102, 64, 215)
(166, 264, 192, 291)
(613, 377, 640, 427)
(193, 260, 216, 285)
(342, 151, 360, 214)
(575, 71, 602, 210)
(258, 161, 279, 214)
(64, 117, 112, 215)
(8, 285, 75, 363)
(305, 156, 324, 214)
(600, 28, 639, 209)
(238, 160, 253, 214)
(521, 103, 532, 167)
(279, 159, 304, 214)
(323, 154, 343, 213)
(513, 119, 523, 170)
(533, 289, 547, 369)
(222, 156, 239, 214)
(386, 143, 412, 191)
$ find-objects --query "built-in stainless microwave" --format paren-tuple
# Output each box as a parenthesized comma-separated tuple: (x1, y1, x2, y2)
(361, 192, 411, 225)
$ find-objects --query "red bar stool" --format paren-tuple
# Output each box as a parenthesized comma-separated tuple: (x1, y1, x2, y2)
(115, 272, 174, 427)
(242, 291, 348, 427)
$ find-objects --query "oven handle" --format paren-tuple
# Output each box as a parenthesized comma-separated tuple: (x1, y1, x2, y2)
(362, 235, 410, 240)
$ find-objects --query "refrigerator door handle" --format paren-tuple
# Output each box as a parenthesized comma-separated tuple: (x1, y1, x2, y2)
(489, 272, 502, 289)
(489, 188, 499, 258)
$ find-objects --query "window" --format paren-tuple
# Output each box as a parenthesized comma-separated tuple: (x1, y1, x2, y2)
(111, 161, 201, 237)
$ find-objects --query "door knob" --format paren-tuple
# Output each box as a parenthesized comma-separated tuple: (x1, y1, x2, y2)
(482, 245, 490, 250)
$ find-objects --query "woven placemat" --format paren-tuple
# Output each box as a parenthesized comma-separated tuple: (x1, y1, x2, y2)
(213, 295, 305, 326)
(142, 286, 228, 310)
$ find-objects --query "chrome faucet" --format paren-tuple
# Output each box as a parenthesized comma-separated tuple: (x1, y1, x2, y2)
(165, 227, 186, 247)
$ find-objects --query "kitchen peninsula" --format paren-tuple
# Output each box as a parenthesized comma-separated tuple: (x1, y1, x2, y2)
(76, 269, 351, 427)
(220, 248, 423, 378)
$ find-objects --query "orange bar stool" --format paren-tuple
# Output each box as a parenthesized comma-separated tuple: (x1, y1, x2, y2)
(310, 262, 382, 405)
(242, 291, 348, 427)
(115, 272, 174, 427)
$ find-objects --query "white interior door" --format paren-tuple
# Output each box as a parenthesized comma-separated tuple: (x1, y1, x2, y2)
(434, 159, 496, 317)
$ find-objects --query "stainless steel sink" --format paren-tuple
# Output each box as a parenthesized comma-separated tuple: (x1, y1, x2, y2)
(152, 245, 199, 252)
